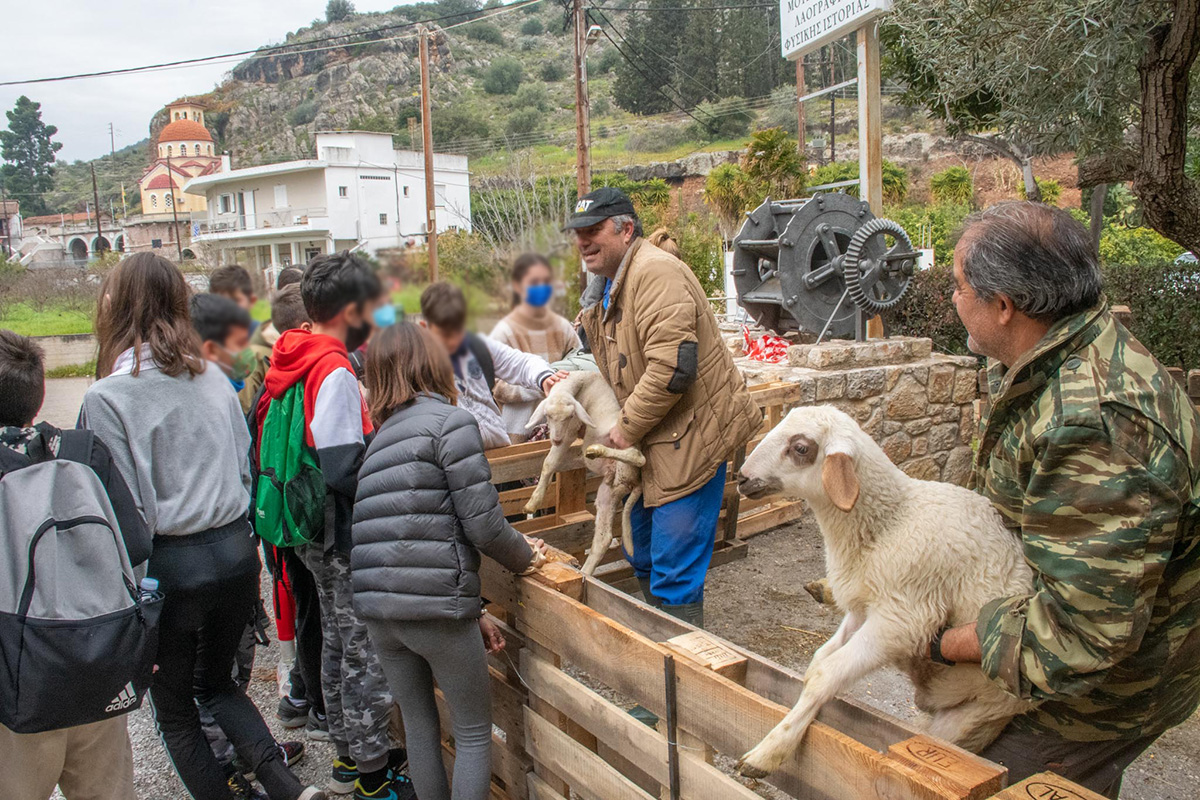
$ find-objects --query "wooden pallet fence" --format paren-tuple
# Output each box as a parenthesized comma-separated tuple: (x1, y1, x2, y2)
(465, 550, 1020, 800)
(483, 380, 814, 576)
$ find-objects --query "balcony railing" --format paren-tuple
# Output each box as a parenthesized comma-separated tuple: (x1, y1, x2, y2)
(192, 206, 328, 236)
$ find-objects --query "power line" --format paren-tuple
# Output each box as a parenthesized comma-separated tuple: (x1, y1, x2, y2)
(590, 3, 774, 8)
(0, 0, 548, 87)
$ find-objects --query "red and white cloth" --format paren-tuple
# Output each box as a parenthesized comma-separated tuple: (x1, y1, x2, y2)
(742, 326, 790, 364)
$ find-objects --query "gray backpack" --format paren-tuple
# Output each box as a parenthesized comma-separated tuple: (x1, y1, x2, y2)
(0, 430, 163, 733)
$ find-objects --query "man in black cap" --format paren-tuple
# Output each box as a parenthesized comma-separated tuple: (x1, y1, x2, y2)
(567, 188, 760, 626)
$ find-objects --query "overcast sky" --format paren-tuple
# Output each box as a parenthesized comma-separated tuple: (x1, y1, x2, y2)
(0, 0, 407, 163)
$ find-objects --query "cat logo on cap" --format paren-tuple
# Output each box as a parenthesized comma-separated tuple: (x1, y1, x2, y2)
(575, 199, 594, 213)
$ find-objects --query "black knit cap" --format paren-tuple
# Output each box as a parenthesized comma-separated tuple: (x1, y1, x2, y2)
(563, 187, 637, 230)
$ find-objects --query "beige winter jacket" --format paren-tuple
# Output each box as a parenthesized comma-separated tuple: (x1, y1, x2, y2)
(581, 238, 760, 506)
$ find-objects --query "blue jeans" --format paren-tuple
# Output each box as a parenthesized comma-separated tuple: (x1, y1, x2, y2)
(626, 463, 726, 606)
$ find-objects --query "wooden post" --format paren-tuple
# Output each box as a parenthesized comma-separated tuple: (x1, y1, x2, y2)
(573, 0, 591, 297)
(796, 58, 806, 158)
(857, 22, 884, 338)
(856, 22, 883, 212)
(419, 26, 438, 282)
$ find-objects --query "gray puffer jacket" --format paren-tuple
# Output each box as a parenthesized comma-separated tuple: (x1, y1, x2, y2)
(351, 393, 533, 621)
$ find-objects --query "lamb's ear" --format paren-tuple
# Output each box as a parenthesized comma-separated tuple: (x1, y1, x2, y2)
(571, 398, 597, 429)
(526, 398, 549, 430)
(822, 451, 860, 512)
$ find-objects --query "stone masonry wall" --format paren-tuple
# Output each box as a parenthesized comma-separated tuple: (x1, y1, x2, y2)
(733, 336, 981, 486)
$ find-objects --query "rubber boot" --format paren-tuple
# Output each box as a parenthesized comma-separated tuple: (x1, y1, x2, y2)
(637, 577, 663, 608)
(662, 601, 704, 629)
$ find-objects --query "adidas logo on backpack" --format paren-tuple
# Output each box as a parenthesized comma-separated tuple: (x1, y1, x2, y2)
(106, 682, 138, 713)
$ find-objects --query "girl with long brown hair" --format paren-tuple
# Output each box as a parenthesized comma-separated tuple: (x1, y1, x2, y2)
(351, 322, 546, 800)
(81, 253, 325, 800)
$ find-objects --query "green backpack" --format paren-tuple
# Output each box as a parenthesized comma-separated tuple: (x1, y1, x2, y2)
(255, 383, 326, 548)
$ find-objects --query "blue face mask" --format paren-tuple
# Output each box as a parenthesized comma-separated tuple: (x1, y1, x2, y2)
(373, 304, 397, 328)
(228, 377, 245, 392)
(525, 284, 553, 308)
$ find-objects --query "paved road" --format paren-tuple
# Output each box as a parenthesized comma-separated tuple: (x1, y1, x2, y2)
(38, 377, 92, 428)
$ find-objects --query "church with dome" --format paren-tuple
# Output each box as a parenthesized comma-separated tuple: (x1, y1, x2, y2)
(136, 99, 224, 216)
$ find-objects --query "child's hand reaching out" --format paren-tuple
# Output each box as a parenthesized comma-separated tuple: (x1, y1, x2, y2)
(479, 614, 506, 655)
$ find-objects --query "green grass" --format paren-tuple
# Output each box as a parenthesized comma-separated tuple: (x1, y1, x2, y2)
(0, 303, 94, 337)
(46, 360, 97, 379)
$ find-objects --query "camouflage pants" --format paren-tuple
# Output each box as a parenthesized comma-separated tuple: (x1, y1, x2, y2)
(300, 545, 393, 769)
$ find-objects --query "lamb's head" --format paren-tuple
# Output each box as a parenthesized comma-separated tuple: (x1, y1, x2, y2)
(527, 390, 597, 446)
(738, 405, 862, 512)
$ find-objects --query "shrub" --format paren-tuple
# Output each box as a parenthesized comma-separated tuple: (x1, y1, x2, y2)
(482, 57, 524, 95)
(691, 97, 753, 142)
(594, 47, 620, 75)
(627, 123, 694, 152)
(514, 82, 550, 112)
(467, 22, 504, 44)
(1102, 260, 1200, 370)
(930, 166, 973, 206)
(538, 60, 566, 82)
(1099, 225, 1185, 265)
(287, 99, 319, 126)
(1019, 177, 1063, 206)
(521, 18, 544, 35)
(505, 108, 543, 136)
(809, 160, 909, 205)
(431, 105, 491, 144)
(883, 203, 971, 266)
(675, 212, 726, 298)
(591, 96, 611, 116)
(326, 0, 354, 22)
(885, 265, 972, 356)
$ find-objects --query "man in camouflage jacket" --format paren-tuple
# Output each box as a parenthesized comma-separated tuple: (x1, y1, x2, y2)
(934, 202, 1200, 797)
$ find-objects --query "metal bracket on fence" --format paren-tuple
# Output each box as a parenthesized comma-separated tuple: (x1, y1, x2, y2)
(664, 653, 681, 800)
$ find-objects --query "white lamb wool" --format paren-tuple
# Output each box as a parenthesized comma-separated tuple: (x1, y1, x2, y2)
(735, 404, 1033, 778)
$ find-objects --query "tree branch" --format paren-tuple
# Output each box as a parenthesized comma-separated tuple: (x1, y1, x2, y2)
(1077, 149, 1139, 187)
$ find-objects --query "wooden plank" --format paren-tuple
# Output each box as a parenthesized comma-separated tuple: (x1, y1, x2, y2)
(887, 736, 1006, 800)
(664, 630, 748, 683)
(522, 650, 763, 800)
(554, 466, 588, 515)
(736, 501, 806, 539)
(525, 707, 656, 800)
(584, 579, 927, 754)
(988, 772, 1107, 800)
(514, 578, 962, 800)
(527, 771, 569, 800)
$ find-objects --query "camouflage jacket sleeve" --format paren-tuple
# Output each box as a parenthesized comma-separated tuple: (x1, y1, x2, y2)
(977, 416, 1188, 701)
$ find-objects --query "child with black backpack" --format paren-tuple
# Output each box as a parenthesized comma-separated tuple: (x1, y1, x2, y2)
(81, 253, 325, 800)
(0, 329, 153, 800)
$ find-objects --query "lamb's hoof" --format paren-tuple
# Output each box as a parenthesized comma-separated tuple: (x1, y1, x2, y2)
(584, 444, 604, 459)
(735, 759, 771, 780)
(523, 502, 537, 515)
(737, 743, 784, 779)
(804, 578, 836, 606)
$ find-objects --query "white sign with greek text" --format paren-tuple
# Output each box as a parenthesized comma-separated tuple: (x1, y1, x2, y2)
(780, 0, 891, 60)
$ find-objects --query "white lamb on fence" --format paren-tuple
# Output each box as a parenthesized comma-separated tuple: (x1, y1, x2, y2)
(525, 372, 644, 576)
(734, 405, 1033, 779)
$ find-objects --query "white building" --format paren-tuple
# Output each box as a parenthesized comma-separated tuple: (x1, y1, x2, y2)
(184, 131, 471, 272)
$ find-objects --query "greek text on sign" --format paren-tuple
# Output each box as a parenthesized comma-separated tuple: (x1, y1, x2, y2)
(780, 0, 892, 60)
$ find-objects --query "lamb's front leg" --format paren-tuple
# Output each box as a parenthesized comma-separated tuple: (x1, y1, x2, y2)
(525, 446, 566, 515)
(581, 481, 617, 576)
(737, 615, 894, 779)
(803, 610, 864, 681)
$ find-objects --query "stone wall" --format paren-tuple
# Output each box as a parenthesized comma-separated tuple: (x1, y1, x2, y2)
(34, 333, 98, 371)
(734, 336, 981, 486)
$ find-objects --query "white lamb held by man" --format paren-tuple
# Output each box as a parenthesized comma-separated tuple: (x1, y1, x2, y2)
(524, 371, 644, 576)
(735, 405, 1033, 779)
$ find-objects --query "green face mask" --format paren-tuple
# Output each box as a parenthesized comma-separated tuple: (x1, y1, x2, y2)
(222, 346, 258, 382)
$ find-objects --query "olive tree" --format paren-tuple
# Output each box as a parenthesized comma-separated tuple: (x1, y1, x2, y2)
(885, 0, 1199, 253)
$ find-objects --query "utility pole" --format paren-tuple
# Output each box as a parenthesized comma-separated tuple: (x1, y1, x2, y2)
(90, 163, 104, 259)
(828, 46, 836, 163)
(108, 122, 116, 160)
(419, 26, 438, 282)
(166, 154, 183, 262)
(573, 0, 590, 199)
(796, 57, 806, 159)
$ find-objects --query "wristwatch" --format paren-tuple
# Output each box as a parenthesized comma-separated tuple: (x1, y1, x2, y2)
(930, 627, 956, 666)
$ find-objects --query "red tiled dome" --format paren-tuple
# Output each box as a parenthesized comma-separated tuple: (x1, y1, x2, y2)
(159, 119, 212, 143)
(145, 173, 178, 189)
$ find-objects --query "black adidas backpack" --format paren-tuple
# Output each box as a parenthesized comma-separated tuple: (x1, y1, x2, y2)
(0, 430, 163, 733)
